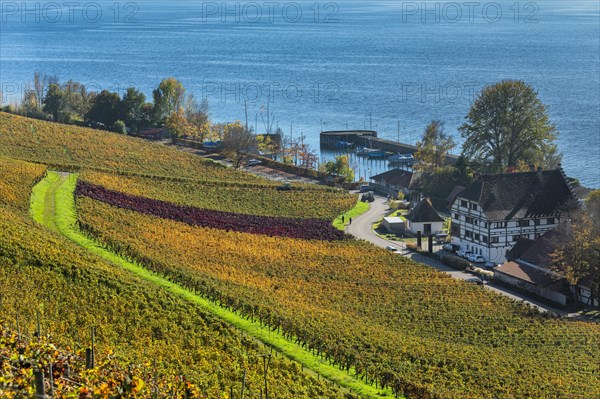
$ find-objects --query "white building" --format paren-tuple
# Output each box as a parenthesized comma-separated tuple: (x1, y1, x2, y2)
(382, 217, 405, 233)
(405, 198, 445, 235)
(450, 168, 573, 264)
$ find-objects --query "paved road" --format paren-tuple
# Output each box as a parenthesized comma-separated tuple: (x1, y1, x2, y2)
(346, 193, 566, 314)
(165, 142, 320, 184)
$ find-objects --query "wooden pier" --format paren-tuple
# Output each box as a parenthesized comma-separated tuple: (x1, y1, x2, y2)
(320, 130, 459, 163)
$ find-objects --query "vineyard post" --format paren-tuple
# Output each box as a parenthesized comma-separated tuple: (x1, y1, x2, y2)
(48, 363, 54, 396)
(153, 358, 158, 399)
(92, 326, 95, 368)
(34, 369, 45, 398)
(16, 313, 21, 340)
(240, 369, 246, 399)
(36, 310, 41, 341)
(86, 327, 95, 369)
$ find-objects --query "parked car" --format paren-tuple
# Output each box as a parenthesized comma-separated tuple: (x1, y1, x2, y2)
(435, 233, 448, 243)
(361, 192, 375, 202)
(385, 245, 398, 252)
(484, 262, 497, 269)
(456, 250, 472, 259)
(442, 243, 460, 253)
(467, 254, 486, 263)
(359, 184, 373, 193)
(465, 277, 485, 286)
(246, 159, 262, 166)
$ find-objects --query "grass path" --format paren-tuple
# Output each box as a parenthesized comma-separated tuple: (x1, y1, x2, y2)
(30, 171, 398, 399)
(332, 196, 370, 230)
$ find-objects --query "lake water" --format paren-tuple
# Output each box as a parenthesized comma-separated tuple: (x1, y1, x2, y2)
(1, 0, 599, 186)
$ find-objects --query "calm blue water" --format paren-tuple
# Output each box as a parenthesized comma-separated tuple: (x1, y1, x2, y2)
(1, 0, 599, 186)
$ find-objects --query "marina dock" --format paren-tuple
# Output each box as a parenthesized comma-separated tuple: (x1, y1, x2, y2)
(320, 130, 459, 163)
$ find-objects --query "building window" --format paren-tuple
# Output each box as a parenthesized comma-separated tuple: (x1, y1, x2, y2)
(534, 219, 540, 226)
(512, 235, 521, 242)
(461, 200, 468, 208)
(465, 230, 473, 238)
(484, 222, 488, 228)
(547, 218, 556, 225)
(518, 220, 530, 227)
(475, 233, 480, 241)
(482, 235, 488, 243)
(470, 203, 478, 211)
(490, 237, 499, 244)
(493, 222, 507, 229)
(454, 213, 460, 220)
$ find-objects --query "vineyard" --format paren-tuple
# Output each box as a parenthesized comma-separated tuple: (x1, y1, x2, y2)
(77, 193, 600, 399)
(1, 114, 599, 399)
(0, 112, 262, 182)
(76, 180, 347, 241)
(0, 158, 348, 398)
(0, 322, 205, 398)
(79, 170, 356, 220)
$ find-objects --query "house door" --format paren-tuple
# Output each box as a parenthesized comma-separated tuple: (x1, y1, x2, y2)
(424, 224, 431, 234)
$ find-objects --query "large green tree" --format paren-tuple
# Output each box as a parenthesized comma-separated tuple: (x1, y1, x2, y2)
(42, 83, 64, 122)
(414, 120, 455, 173)
(86, 90, 121, 128)
(459, 80, 561, 172)
(121, 87, 147, 132)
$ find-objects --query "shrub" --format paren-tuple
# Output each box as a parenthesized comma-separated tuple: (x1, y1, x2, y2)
(441, 254, 471, 270)
(112, 120, 127, 134)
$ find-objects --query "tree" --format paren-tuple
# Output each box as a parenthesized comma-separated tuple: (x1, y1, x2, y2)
(21, 90, 43, 118)
(550, 204, 600, 306)
(86, 90, 121, 127)
(153, 77, 186, 122)
(33, 71, 58, 110)
(414, 120, 455, 173)
(183, 94, 211, 142)
(43, 83, 64, 122)
(323, 155, 355, 182)
(222, 122, 257, 168)
(165, 109, 196, 140)
(459, 80, 561, 173)
(121, 87, 147, 132)
(62, 80, 92, 121)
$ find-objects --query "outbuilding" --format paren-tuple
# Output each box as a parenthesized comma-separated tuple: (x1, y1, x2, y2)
(382, 217, 405, 234)
(405, 198, 444, 235)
